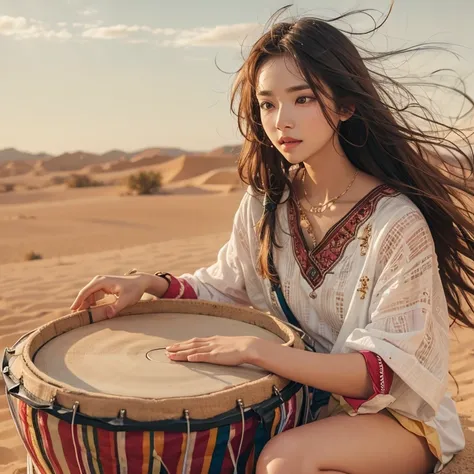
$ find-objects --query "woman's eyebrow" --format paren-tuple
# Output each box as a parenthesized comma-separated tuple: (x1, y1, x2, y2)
(256, 84, 312, 96)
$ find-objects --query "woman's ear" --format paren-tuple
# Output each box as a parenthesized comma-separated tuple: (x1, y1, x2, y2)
(340, 104, 355, 122)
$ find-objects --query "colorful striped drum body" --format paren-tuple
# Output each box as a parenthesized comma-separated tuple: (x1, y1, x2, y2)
(12, 391, 302, 474)
(3, 301, 308, 474)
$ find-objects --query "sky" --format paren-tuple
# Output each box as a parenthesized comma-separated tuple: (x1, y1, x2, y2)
(0, 0, 473, 155)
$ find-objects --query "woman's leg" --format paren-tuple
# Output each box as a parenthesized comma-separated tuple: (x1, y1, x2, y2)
(256, 412, 438, 474)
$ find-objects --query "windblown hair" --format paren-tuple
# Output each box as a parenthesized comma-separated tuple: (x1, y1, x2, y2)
(230, 4, 474, 327)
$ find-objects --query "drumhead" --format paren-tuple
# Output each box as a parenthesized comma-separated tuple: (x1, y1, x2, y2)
(33, 312, 283, 398)
(9, 299, 304, 421)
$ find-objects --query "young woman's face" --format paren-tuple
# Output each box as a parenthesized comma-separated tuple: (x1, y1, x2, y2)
(256, 56, 349, 165)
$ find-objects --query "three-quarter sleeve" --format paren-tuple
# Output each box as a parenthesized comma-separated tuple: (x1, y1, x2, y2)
(342, 206, 450, 420)
(177, 191, 255, 306)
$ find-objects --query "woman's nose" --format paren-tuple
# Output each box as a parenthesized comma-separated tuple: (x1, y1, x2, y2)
(275, 107, 295, 130)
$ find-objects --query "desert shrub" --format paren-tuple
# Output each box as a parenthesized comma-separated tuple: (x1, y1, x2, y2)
(127, 171, 162, 195)
(49, 175, 67, 185)
(0, 183, 15, 192)
(25, 251, 42, 261)
(67, 174, 103, 188)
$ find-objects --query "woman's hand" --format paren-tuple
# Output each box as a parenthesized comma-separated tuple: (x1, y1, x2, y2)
(70, 273, 161, 319)
(165, 335, 269, 366)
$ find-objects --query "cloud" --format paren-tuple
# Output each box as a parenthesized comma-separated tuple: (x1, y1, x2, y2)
(82, 24, 154, 39)
(79, 8, 98, 17)
(0, 16, 72, 40)
(164, 23, 262, 48)
(0, 17, 260, 48)
(73, 20, 103, 28)
(80, 22, 260, 48)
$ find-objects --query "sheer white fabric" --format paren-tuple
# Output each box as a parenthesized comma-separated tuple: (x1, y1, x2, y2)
(179, 185, 465, 463)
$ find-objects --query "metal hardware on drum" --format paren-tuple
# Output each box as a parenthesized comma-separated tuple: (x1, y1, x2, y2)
(145, 346, 167, 360)
(2, 299, 309, 474)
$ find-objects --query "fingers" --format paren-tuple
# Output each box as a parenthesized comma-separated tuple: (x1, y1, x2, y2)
(166, 347, 213, 362)
(166, 338, 211, 352)
(70, 277, 108, 311)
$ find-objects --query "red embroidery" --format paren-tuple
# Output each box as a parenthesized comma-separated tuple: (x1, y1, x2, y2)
(288, 184, 399, 289)
(343, 351, 394, 411)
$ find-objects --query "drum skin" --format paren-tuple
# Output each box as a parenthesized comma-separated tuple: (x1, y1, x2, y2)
(3, 299, 307, 474)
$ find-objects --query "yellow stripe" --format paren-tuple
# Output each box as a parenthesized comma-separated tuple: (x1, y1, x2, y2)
(271, 406, 281, 436)
(45, 414, 70, 474)
(176, 434, 186, 474)
(201, 427, 218, 473)
(87, 425, 101, 474)
(77, 425, 93, 474)
(27, 406, 50, 474)
(153, 431, 165, 458)
(142, 433, 151, 474)
(152, 432, 166, 474)
(117, 431, 128, 474)
(179, 431, 196, 474)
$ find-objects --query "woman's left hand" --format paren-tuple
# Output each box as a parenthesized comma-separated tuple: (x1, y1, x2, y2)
(165, 335, 265, 366)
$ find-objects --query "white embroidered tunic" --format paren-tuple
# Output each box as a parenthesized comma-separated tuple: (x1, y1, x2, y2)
(179, 183, 465, 466)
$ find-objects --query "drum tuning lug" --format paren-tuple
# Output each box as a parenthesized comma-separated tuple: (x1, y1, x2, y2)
(237, 398, 244, 408)
(183, 409, 190, 421)
(49, 396, 56, 405)
(119, 409, 126, 419)
(272, 385, 285, 405)
(2, 366, 9, 375)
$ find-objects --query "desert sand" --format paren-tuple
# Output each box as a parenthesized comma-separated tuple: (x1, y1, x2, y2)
(0, 149, 473, 473)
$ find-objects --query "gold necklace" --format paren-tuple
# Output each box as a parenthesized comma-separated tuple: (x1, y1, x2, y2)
(302, 168, 359, 215)
(297, 200, 318, 248)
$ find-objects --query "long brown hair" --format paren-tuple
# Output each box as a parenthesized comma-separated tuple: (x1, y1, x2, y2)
(230, 4, 474, 327)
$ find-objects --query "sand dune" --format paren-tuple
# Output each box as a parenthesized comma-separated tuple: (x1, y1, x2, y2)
(0, 160, 34, 177)
(157, 154, 237, 184)
(0, 220, 473, 473)
(0, 152, 239, 200)
(0, 150, 472, 473)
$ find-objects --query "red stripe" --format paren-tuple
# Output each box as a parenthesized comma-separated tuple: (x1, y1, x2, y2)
(37, 411, 63, 474)
(125, 431, 144, 474)
(57, 418, 85, 474)
(189, 429, 211, 474)
(161, 431, 184, 473)
(221, 418, 244, 472)
(287, 395, 297, 430)
(96, 428, 116, 474)
(18, 402, 44, 474)
(241, 416, 259, 459)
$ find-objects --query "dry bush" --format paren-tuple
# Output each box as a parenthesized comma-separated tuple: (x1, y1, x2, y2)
(67, 174, 103, 188)
(49, 175, 67, 186)
(25, 251, 42, 261)
(0, 183, 15, 192)
(127, 171, 162, 195)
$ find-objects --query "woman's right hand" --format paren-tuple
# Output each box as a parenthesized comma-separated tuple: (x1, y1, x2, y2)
(70, 273, 155, 319)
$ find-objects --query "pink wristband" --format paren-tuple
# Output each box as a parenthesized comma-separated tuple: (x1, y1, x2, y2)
(161, 274, 197, 299)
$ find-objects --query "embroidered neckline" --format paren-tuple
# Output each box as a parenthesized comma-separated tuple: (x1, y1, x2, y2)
(287, 183, 400, 290)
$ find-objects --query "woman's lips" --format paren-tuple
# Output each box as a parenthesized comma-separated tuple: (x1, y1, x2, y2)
(281, 140, 302, 151)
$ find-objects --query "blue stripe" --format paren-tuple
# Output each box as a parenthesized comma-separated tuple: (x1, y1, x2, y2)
(209, 424, 231, 474)
(253, 420, 270, 467)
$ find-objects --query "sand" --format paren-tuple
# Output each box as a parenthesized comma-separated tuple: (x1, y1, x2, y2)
(0, 153, 473, 473)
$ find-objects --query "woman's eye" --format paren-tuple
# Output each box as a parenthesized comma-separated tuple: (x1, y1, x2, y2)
(259, 102, 273, 110)
(296, 96, 315, 104)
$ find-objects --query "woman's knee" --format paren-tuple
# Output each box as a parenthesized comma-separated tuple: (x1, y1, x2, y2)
(256, 433, 310, 474)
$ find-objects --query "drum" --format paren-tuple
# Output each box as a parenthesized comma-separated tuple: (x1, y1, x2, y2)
(3, 299, 308, 474)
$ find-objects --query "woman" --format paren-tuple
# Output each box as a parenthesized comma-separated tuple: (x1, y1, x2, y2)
(71, 6, 474, 473)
